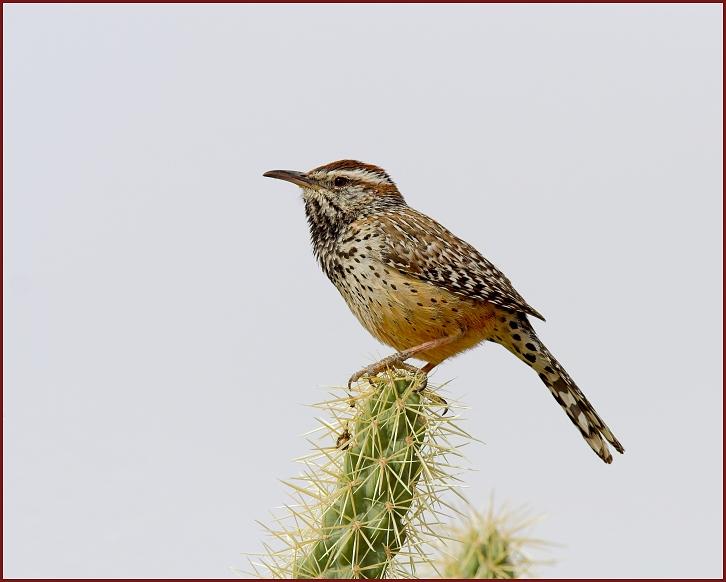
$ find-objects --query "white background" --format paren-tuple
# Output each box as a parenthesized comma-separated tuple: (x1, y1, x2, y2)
(4, 4, 722, 578)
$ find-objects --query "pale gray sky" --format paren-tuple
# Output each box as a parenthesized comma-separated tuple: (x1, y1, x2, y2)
(3, 3, 722, 578)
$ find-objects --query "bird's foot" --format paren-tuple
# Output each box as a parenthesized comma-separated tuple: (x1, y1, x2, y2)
(347, 357, 448, 414)
(347, 355, 427, 390)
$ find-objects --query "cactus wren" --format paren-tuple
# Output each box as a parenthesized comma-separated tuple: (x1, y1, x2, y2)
(264, 160, 624, 463)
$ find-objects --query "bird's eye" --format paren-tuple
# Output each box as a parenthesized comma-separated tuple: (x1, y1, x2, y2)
(334, 176, 349, 187)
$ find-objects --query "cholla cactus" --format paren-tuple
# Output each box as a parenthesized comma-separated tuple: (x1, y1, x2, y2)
(254, 371, 469, 579)
(434, 505, 550, 579)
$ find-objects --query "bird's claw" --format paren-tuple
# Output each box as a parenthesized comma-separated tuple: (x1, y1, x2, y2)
(347, 368, 369, 389)
(412, 373, 428, 392)
(423, 392, 448, 415)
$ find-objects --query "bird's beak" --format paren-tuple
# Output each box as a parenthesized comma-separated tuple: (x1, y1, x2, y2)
(263, 169, 315, 188)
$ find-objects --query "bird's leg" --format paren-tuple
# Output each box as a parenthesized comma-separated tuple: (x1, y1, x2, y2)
(420, 362, 437, 374)
(347, 332, 462, 389)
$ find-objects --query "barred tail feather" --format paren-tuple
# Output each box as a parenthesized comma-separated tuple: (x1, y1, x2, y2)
(494, 312, 624, 463)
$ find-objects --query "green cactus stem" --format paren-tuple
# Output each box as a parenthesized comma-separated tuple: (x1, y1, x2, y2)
(436, 506, 550, 579)
(256, 371, 469, 579)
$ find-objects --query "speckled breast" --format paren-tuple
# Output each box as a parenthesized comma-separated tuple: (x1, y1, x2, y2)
(329, 237, 498, 363)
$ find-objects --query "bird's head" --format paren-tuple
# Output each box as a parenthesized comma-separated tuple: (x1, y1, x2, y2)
(264, 160, 405, 228)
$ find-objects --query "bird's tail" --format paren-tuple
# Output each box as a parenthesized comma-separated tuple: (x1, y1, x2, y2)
(494, 312, 624, 463)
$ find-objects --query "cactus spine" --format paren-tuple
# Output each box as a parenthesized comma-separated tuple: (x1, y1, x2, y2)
(257, 372, 466, 579)
(435, 506, 547, 579)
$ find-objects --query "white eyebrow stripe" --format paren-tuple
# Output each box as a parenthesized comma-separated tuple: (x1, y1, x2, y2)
(333, 168, 391, 185)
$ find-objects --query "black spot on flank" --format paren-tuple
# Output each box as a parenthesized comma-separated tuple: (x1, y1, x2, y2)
(524, 353, 537, 363)
(499, 317, 506, 323)
(366, 246, 372, 251)
(509, 321, 519, 329)
(410, 288, 418, 293)
(390, 284, 397, 290)
(451, 308, 458, 313)
(512, 334, 521, 341)
(416, 302, 423, 307)
(374, 272, 381, 278)
(354, 258, 360, 263)
(430, 298, 437, 303)
(369, 265, 375, 270)
(525, 342, 536, 351)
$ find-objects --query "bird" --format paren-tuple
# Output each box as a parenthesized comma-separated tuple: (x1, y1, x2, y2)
(264, 160, 624, 463)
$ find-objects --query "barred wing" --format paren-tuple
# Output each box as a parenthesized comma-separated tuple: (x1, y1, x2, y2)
(378, 207, 545, 320)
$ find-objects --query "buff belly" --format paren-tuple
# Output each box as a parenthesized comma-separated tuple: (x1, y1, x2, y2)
(338, 266, 499, 366)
